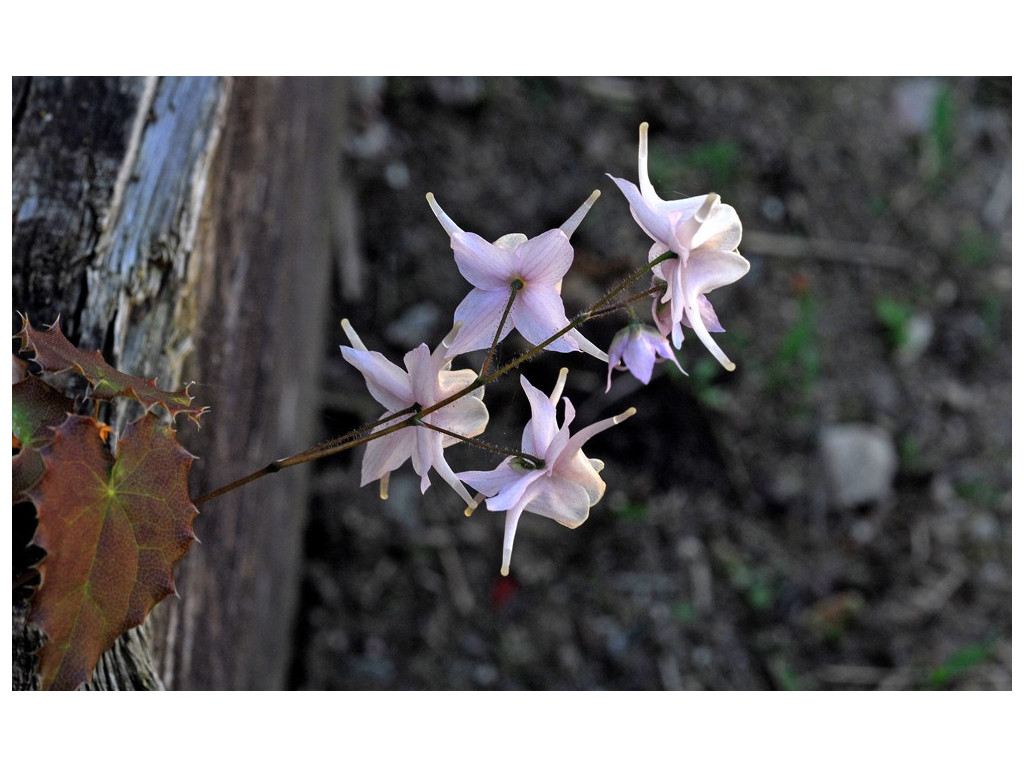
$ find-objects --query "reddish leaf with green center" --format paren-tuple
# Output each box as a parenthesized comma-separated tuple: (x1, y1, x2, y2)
(16, 315, 207, 425)
(27, 412, 199, 690)
(12, 376, 76, 502)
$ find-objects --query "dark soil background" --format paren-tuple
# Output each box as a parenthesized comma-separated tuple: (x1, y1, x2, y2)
(288, 77, 1011, 690)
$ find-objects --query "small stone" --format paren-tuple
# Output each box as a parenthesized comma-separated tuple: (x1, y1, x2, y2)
(428, 76, 485, 106)
(819, 423, 898, 509)
(580, 77, 639, 105)
(892, 78, 943, 135)
(895, 312, 934, 365)
(865, 368, 902, 415)
(760, 195, 786, 222)
(473, 664, 499, 686)
(968, 512, 1000, 543)
(850, 518, 877, 545)
(383, 161, 410, 189)
(764, 456, 808, 506)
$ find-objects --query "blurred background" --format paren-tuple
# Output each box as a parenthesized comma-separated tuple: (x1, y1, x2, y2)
(12, 76, 1011, 690)
(293, 77, 1011, 690)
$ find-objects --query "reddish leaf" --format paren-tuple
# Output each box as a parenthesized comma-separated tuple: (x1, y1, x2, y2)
(16, 314, 207, 425)
(12, 376, 76, 502)
(13, 353, 29, 383)
(27, 413, 198, 690)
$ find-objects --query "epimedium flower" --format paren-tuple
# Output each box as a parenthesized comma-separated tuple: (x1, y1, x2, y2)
(608, 122, 750, 370)
(339, 319, 488, 508)
(605, 323, 685, 392)
(426, 191, 608, 362)
(458, 368, 635, 576)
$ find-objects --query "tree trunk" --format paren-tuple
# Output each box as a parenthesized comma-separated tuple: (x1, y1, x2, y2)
(12, 76, 344, 690)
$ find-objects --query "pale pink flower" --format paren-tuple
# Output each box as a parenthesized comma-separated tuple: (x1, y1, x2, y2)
(605, 323, 685, 391)
(459, 369, 635, 576)
(340, 320, 488, 508)
(427, 192, 607, 361)
(608, 122, 750, 370)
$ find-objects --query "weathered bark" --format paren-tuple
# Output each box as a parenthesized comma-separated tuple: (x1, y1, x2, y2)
(12, 76, 344, 689)
(146, 77, 344, 689)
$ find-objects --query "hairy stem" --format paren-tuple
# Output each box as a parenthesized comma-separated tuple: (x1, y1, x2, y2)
(591, 250, 676, 313)
(193, 405, 418, 505)
(415, 418, 544, 470)
(480, 280, 521, 378)
(589, 284, 664, 320)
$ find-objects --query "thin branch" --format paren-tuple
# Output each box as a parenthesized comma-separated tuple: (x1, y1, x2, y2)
(415, 418, 544, 470)
(192, 405, 418, 505)
(480, 281, 521, 378)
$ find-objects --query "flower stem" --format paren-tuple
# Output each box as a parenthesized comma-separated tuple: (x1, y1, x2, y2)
(414, 418, 544, 470)
(192, 405, 418, 505)
(588, 284, 663, 320)
(591, 250, 676, 313)
(480, 280, 521, 378)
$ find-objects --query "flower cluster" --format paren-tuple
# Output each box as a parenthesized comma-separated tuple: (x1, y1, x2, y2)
(607, 122, 750, 371)
(340, 122, 748, 574)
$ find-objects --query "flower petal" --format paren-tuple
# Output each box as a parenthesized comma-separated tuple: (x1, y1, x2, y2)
(605, 330, 630, 391)
(648, 241, 671, 269)
(521, 475, 592, 528)
(519, 374, 560, 456)
(484, 466, 542, 513)
(693, 202, 742, 252)
(636, 121, 656, 200)
(620, 333, 658, 384)
(554, 451, 607, 507)
(449, 288, 514, 356)
(340, 346, 413, 410)
(568, 328, 610, 362)
(426, 192, 462, 237)
(411, 425, 440, 493)
(685, 248, 751, 296)
(515, 229, 573, 285)
(635, 124, 709, 214)
(681, 294, 725, 333)
(682, 292, 735, 371)
(402, 344, 437, 406)
(499, 504, 529, 577)
(437, 368, 480, 397)
(607, 174, 673, 247)
(431, 395, 489, 446)
(426, 446, 478, 507)
(451, 231, 516, 290)
(340, 318, 369, 351)
(494, 233, 529, 252)
(515, 285, 577, 353)
(555, 407, 636, 480)
(360, 427, 415, 487)
(545, 396, 575, 462)
(652, 297, 674, 340)
(666, 256, 687, 325)
(558, 189, 601, 237)
(459, 459, 522, 497)
(412, 426, 477, 508)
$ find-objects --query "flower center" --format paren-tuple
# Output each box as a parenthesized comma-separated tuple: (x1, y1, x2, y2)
(511, 455, 545, 472)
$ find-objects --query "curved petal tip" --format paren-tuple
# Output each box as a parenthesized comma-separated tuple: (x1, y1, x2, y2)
(426, 192, 461, 237)
(559, 189, 601, 238)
